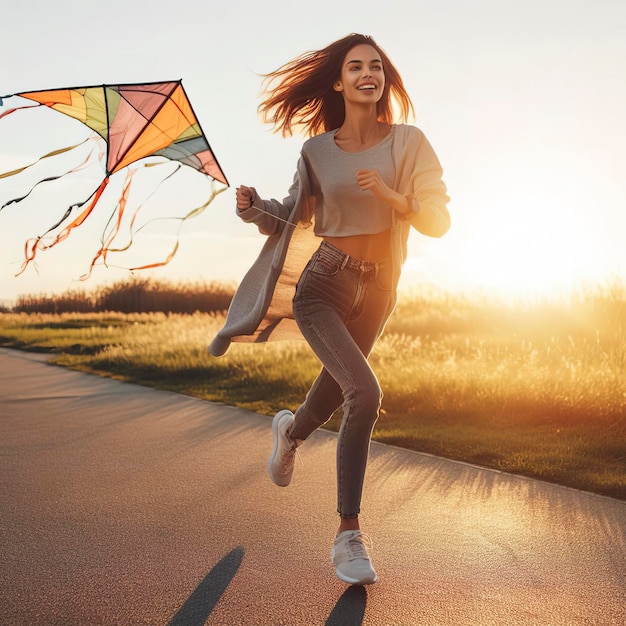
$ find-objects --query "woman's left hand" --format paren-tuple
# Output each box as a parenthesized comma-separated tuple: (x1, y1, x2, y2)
(356, 169, 392, 200)
(356, 169, 409, 214)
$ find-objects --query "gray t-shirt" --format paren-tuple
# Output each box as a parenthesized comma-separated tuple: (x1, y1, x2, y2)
(303, 127, 396, 237)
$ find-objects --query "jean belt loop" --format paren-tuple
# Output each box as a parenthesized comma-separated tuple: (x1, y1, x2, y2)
(340, 255, 349, 270)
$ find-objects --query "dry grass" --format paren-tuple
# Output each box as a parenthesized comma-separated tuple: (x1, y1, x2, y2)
(0, 279, 624, 499)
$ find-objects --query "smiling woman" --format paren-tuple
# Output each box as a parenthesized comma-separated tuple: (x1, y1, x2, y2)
(210, 32, 450, 587)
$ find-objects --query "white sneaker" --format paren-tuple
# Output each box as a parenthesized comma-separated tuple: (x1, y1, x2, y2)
(331, 530, 378, 585)
(268, 410, 298, 487)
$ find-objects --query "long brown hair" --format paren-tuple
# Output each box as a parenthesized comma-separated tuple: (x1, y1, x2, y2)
(258, 33, 414, 137)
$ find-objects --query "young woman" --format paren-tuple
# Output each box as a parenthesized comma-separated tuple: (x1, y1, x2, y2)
(209, 33, 450, 585)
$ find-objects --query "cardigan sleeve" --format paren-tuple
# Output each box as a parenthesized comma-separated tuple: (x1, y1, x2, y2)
(406, 131, 451, 238)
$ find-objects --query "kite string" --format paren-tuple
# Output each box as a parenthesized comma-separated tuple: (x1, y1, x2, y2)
(241, 203, 299, 228)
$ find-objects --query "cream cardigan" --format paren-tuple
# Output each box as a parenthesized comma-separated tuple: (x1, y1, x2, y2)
(209, 124, 450, 357)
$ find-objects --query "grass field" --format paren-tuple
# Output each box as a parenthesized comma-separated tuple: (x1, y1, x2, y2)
(1, 278, 624, 500)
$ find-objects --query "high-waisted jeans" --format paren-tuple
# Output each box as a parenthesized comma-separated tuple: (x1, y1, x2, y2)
(290, 240, 393, 518)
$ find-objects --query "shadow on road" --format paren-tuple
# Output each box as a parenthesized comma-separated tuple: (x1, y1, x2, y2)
(167, 546, 244, 626)
(325, 585, 367, 625)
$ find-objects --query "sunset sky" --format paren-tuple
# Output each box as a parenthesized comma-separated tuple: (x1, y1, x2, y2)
(1, 0, 624, 304)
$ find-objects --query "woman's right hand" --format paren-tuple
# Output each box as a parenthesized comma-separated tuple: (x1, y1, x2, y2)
(236, 185, 256, 210)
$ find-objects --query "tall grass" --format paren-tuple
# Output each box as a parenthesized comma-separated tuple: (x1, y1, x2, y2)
(12, 277, 235, 314)
(0, 279, 624, 499)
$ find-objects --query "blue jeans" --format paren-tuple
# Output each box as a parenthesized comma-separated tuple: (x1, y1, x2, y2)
(290, 240, 393, 518)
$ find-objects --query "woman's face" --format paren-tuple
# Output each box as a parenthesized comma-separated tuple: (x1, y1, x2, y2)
(334, 44, 385, 105)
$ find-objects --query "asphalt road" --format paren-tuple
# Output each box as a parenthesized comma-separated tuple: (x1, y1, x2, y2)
(0, 347, 624, 625)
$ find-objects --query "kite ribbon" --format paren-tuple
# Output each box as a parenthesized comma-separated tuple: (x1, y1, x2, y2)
(96, 163, 183, 261)
(16, 177, 110, 276)
(0, 139, 92, 181)
(127, 179, 227, 272)
(84, 168, 137, 274)
(0, 137, 99, 210)
(0, 102, 39, 121)
(79, 163, 227, 279)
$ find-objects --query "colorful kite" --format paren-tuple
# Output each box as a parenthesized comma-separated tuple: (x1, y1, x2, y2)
(0, 80, 229, 277)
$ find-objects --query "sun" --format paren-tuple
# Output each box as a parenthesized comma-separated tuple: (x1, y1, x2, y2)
(451, 192, 600, 299)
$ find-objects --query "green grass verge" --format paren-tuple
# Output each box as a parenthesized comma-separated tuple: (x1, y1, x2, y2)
(0, 296, 624, 501)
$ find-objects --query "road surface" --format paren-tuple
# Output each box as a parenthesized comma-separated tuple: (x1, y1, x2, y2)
(0, 348, 624, 625)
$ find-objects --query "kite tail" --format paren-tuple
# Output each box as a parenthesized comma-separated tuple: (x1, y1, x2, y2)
(81, 162, 185, 279)
(128, 179, 228, 272)
(79, 174, 227, 279)
(15, 177, 110, 276)
(0, 137, 99, 211)
(82, 169, 137, 278)
(0, 102, 41, 121)
(103, 162, 183, 255)
(0, 107, 20, 121)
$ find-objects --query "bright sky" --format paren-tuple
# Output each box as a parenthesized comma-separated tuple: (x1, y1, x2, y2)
(1, 0, 625, 305)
